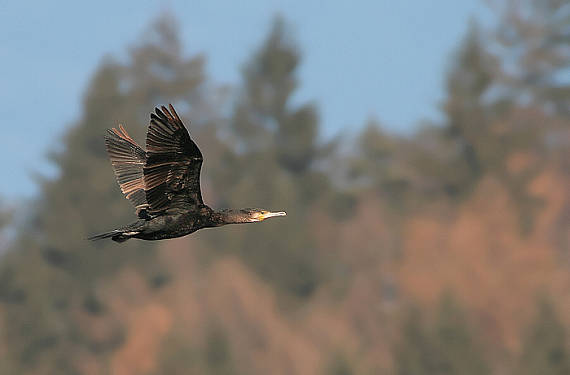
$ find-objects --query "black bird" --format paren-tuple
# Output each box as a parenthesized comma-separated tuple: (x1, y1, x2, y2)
(89, 105, 286, 242)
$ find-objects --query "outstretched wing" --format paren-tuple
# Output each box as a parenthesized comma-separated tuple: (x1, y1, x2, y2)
(104, 125, 149, 217)
(143, 104, 204, 215)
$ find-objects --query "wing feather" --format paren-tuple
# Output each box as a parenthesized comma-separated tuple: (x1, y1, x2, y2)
(104, 125, 149, 216)
(143, 104, 204, 214)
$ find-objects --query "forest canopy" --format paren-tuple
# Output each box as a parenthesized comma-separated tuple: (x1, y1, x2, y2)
(0, 3, 569, 374)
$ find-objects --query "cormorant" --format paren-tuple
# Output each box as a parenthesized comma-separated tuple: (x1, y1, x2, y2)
(89, 105, 286, 242)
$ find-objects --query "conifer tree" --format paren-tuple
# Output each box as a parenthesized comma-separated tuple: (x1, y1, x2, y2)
(0, 14, 217, 373)
(495, 0, 570, 116)
(208, 16, 329, 298)
(441, 23, 497, 187)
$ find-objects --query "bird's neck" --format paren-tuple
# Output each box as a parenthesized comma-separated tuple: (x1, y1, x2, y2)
(208, 209, 250, 226)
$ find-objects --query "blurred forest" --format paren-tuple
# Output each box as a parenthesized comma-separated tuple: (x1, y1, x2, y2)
(1, 1, 569, 374)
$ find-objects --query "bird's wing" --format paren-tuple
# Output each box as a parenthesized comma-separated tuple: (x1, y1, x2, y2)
(104, 125, 149, 217)
(143, 104, 204, 215)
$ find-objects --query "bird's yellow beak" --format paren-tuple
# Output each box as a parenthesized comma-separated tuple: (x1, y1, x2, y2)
(258, 211, 287, 221)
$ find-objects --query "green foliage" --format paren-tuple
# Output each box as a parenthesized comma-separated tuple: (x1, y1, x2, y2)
(0, 199, 11, 231)
(203, 17, 330, 299)
(496, 0, 570, 115)
(1, 4, 569, 374)
(348, 120, 414, 208)
(440, 23, 497, 190)
(0, 198, 12, 253)
(515, 298, 570, 375)
(442, 22, 551, 231)
(349, 24, 507, 204)
(395, 296, 490, 375)
(0, 14, 216, 374)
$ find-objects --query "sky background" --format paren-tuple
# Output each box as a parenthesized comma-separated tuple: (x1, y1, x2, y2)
(0, 1, 492, 199)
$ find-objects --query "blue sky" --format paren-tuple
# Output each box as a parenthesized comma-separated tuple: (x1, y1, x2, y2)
(0, 1, 491, 198)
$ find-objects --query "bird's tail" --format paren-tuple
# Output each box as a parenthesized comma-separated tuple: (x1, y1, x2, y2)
(87, 229, 134, 243)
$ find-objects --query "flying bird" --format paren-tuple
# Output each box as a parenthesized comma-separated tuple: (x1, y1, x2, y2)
(89, 105, 286, 242)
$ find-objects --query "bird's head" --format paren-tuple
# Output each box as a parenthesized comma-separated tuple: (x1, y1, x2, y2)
(212, 208, 287, 226)
(242, 208, 287, 222)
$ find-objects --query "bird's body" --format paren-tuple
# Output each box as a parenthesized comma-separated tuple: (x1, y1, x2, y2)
(99, 209, 210, 242)
(89, 105, 285, 242)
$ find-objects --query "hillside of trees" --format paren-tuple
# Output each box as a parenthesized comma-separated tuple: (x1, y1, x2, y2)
(1, 2, 569, 374)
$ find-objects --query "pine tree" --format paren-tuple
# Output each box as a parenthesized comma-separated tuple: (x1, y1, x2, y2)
(0, 14, 218, 374)
(495, 0, 570, 116)
(0, 198, 11, 248)
(442, 22, 498, 187)
(205, 16, 329, 298)
(387, 23, 504, 202)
